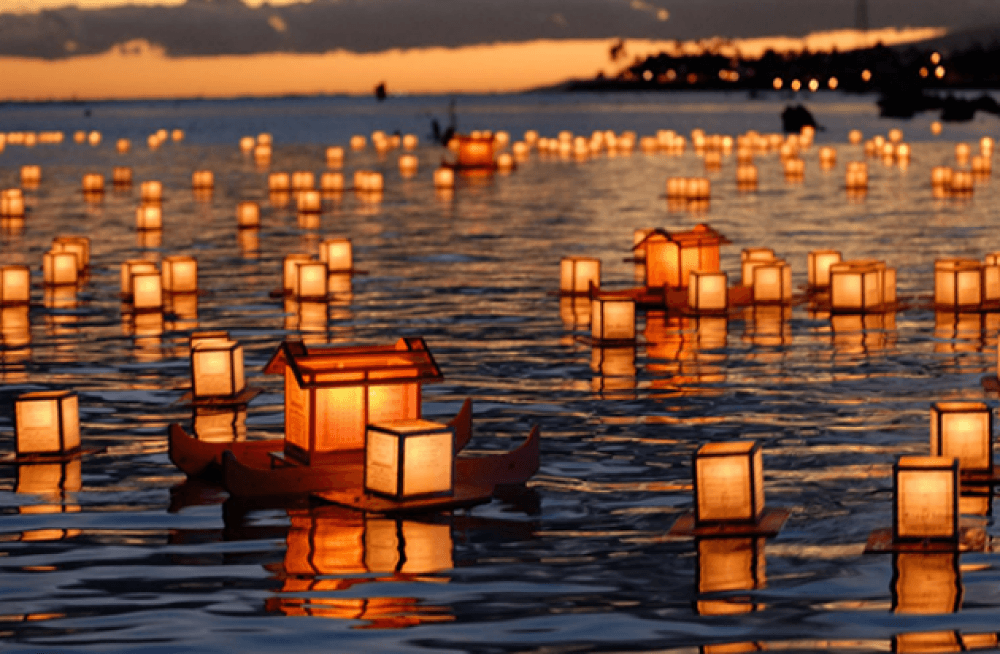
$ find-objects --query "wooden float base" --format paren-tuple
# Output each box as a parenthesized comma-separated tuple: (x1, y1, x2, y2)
(312, 483, 495, 515)
(864, 527, 987, 553)
(175, 387, 262, 408)
(666, 508, 789, 538)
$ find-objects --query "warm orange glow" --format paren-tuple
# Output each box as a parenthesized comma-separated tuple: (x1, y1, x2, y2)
(694, 441, 764, 523)
(365, 419, 454, 499)
(191, 340, 245, 399)
(15, 391, 80, 458)
(894, 456, 958, 541)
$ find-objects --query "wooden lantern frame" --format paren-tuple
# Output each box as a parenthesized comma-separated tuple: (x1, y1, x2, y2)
(893, 456, 960, 544)
(930, 401, 993, 475)
(15, 390, 81, 460)
(364, 418, 456, 500)
(559, 257, 601, 296)
(694, 440, 765, 526)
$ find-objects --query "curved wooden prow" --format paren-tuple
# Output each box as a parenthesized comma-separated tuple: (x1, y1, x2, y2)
(448, 397, 474, 452)
(456, 425, 540, 488)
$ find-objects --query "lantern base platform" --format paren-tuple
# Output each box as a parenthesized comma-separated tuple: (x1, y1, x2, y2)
(864, 527, 987, 553)
(666, 508, 789, 538)
(176, 386, 262, 408)
(312, 483, 495, 515)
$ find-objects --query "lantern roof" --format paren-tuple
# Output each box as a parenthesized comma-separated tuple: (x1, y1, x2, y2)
(631, 223, 730, 252)
(264, 337, 444, 389)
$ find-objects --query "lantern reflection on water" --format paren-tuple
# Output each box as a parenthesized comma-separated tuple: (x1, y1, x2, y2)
(893, 456, 959, 543)
(590, 345, 636, 396)
(15, 391, 80, 459)
(929, 401, 992, 475)
(694, 441, 764, 525)
(193, 406, 247, 443)
(696, 537, 765, 615)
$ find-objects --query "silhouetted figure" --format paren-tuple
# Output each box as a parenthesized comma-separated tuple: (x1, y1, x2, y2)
(374, 82, 387, 102)
(781, 104, 818, 133)
(429, 99, 457, 145)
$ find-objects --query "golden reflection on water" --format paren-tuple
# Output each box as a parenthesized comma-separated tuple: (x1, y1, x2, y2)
(15, 459, 82, 541)
(645, 312, 727, 395)
(590, 345, 636, 398)
(193, 406, 247, 443)
(830, 312, 897, 360)
(696, 537, 765, 616)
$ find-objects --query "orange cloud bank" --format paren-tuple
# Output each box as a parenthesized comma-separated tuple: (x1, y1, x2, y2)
(0, 28, 944, 101)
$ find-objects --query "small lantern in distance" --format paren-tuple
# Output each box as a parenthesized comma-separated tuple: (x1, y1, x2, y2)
(15, 391, 80, 459)
(131, 271, 163, 312)
(161, 256, 198, 294)
(688, 270, 728, 314)
(116, 138, 130, 154)
(350, 135, 366, 150)
(560, 257, 600, 296)
(830, 261, 883, 313)
(326, 146, 344, 167)
(0, 265, 30, 305)
(20, 165, 41, 188)
(930, 401, 993, 476)
(43, 251, 79, 287)
(191, 170, 214, 190)
(113, 167, 132, 188)
(297, 190, 322, 215)
(52, 236, 90, 272)
(140, 181, 163, 204)
(399, 154, 419, 177)
(191, 340, 246, 400)
(236, 201, 260, 229)
(694, 441, 765, 524)
(752, 260, 792, 304)
(81, 174, 104, 195)
(283, 254, 313, 295)
(321, 172, 345, 193)
(365, 419, 454, 500)
(136, 204, 163, 231)
(291, 171, 315, 191)
(2, 188, 25, 218)
(433, 167, 455, 189)
(319, 238, 352, 273)
(893, 456, 959, 543)
(590, 296, 635, 344)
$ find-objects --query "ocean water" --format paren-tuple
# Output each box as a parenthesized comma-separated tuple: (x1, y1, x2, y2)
(1, 91, 1000, 653)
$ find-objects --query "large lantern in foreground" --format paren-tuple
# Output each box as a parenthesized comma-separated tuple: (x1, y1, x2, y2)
(364, 419, 455, 500)
(694, 441, 764, 524)
(15, 391, 80, 459)
(893, 456, 959, 543)
(934, 259, 983, 310)
(456, 135, 495, 168)
(830, 261, 883, 313)
(929, 401, 992, 475)
(191, 340, 246, 400)
(637, 224, 727, 289)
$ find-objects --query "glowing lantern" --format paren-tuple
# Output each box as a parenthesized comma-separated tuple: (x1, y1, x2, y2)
(15, 391, 80, 459)
(980, 136, 994, 156)
(494, 130, 510, 148)
(0, 265, 30, 305)
(365, 419, 455, 500)
(140, 181, 163, 203)
(256, 133, 272, 146)
(457, 135, 495, 168)
(87, 131, 101, 146)
(972, 155, 991, 175)
(50, 237, 88, 273)
(1, 189, 24, 218)
(434, 167, 455, 189)
(845, 161, 868, 190)
(402, 134, 418, 150)
(783, 157, 805, 181)
(264, 337, 443, 463)
(736, 164, 758, 190)
(893, 456, 959, 542)
(639, 225, 727, 288)
(930, 401, 992, 474)
(161, 256, 198, 294)
(703, 150, 722, 172)
(830, 261, 884, 313)
(254, 143, 272, 164)
(560, 257, 600, 296)
(43, 251, 78, 286)
(512, 141, 529, 161)
(956, 143, 971, 166)
(269, 172, 291, 192)
(131, 271, 163, 311)
(116, 138, 130, 154)
(120, 260, 157, 296)
(350, 135, 366, 150)
(934, 259, 983, 310)
(148, 134, 162, 150)
(236, 201, 260, 228)
(325, 146, 345, 168)
(399, 154, 419, 176)
(740, 248, 775, 286)
(752, 260, 792, 304)
(283, 254, 313, 295)
(20, 165, 41, 187)
(171, 129, 184, 142)
(896, 143, 911, 166)
(191, 340, 245, 399)
(291, 171, 315, 191)
(319, 238, 352, 272)
(848, 129, 862, 144)
(294, 261, 328, 300)
(950, 170, 974, 195)
(590, 296, 635, 343)
(112, 167, 132, 187)
(931, 121, 943, 136)
(807, 250, 842, 288)
(136, 204, 162, 231)
(191, 170, 214, 190)
(694, 441, 764, 524)
(524, 130, 539, 145)
(73, 131, 86, 144)
(81, 174, 104, 194)
(320, 172, 345, 193)
(688, 270, 728, 313)
(818, 147, 837, 169)
(297, 190, 322, 214)
(496, 153, 514, 172)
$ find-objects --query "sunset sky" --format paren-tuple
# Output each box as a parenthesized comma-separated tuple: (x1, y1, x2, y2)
(0, 0, 993, 100)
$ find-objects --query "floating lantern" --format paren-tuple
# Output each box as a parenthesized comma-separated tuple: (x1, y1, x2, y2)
(845, 161, 868, 190)
(639, 225, 727, 289)
(818, 147, 836, 170)
(364, 419, 454, 500)
(950, 170, 974, 195)
(557, 257, 600, 297)
(148, 134, 162, 150)
(524, 130, 539, 146)
(893, 456, 959, 543)
(191, 340, 245, 400)
(457, 135, 495, 168)
(929, 401, 992, 475)
(161, 256, 198, 294)
(88, 131, 101, 146)
(156, 129, 168, 141)
(703, 150, 722, 172)
(632, 228, 653, 261)
(934, 259, 983, 310)
(736, 164, 758, 190)
(0, 265, 30, 305)
(808, 250, 842, 289)
(848, 129, 863, 145)
(292, 171, 315, 191)
(354, 170, 384, 192)
(254, 143, 272, 164)
(140, 181, 163, 203)
(590, 296, 635, 344)
(269, 172, 291, 192)
(191, 170, 214, 190)
(294, 261, 328, 300)
(15, 391, 80, 459)
(494, 130, 510, 148)
(402, 134, 419, 150)
(783, 157, 805, 181)
(972, 155, 991, 175)
(399, 154, 419, 176)
(350, 135, 366, 150)
(980, 136, 994, 156)
(688, 270, 728, 313)
(43, 251, 79, 287)
(236, 201, 260, 228)
(120, 260, 157, 296)
(434, 167, 455, 189)
(512, 141, 529, 161)
(320, 172, 345, 193)
(829, 261, 885, 313)
(956, 143, 971, 166)
(752, 260, 792, 304)
(319, 238, 352, 272)
(740, 248, 775, 286)
(896, 143, 911, 166)
(81, 173, 104, 194)
(694, 441, 764, 524)
(297, 190, 322, 214)
(112, 167, 132, 187)
(52, 236, 90, 271)
(325, 146, 345, 169)
(640, 136, 658, 154)
(1, 189, 24, 218)
(116, 138, 130, 154)
(171, 129, 184, 142)
(20, 165, 41, 187)
(73, 131, 86, 144)
(283, 254, 313, 295)
(496, 153, 514, 172)
(136, 204, 162, 231)
(131, 271, 163, 311)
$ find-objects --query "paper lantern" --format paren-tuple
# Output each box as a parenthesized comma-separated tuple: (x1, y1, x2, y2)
(161, 256, 198, 294)
(752, 260, 792, 304)
(934, 259, 983, 310)
(365, 419, 454, 500)
(893, 456, 959, 542)
(808, 250, 842, 288)
(87, 130, 101, 146)
(191, 170, 214, 190)
(694, 441, 764, 524)
(350, 135, 366, 150)
(43, 251, 79, 287)
(236, 201, 260, 228)
(956, 142, 971, 165)
(131, 271, 162, 311)
(740, 248, 775, 286)
(688, 270, 728, 313)
(736, 164, 758, 190)
(291, 171, 315, 191)
(399, 154, 419, 176)
(931, 165, 953, 189)
(456, 136, 495, 168)
(254, 143, 272, 164)
(590, 296, 635, 343)
(191, 340, 245, 399)
(295, 261, 328, 300)
(560, 257, 600, 296)
(319, 172, 344, 194)
(20, 165, 41, 187)
(297, 190, 322, 214)
(112, 167, 132, 187)
(496, 153, 514, 172)
(830, 261, 883, 313)
(893, 552, 961, 615)
(845, 161, 868, 190)
(326, 145, 345, 168)
(140, 181, 163, 203)
(1, 189, 24, 218)
(257, 132, 272, 146)
(283, 254, 313, 295)
(15, 391, 80, 459)
(640, 226, 726, 289)
(268, 172, 291, 192)
(171, 129, 184, 142)
(120, 260, 157, 296)
(929, 401, 992, 474)
(783, 157, 805, 181)
(136, 204, 162, 231)
(52, 236, 90, 271)
(148, 134, 162, 150)
(73, 130, 86, 143)
(818, 147, 837, 169)
(0, 265, 30, 305)
(319, 238, 352, 273)
(433, 167, 455, 189)
(951, 170, 974, 195)
(81, 174, 104, 194)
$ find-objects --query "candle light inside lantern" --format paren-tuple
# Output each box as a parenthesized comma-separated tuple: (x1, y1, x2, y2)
(433, 167, 455, 189)
(120, 260, 157, 297)
(113, 167, 132, 188)
(1, 189, 25, 218)
(191, 170, 214, 190)
(51, 236, 90, 271)
(140, 181, 163, 203)
(365, 419, 455, 500)
(297, 190, 322, 215)
(283, 254, 313, 295)
(20, 165, 41, 188)
(321, 172, 345, 193)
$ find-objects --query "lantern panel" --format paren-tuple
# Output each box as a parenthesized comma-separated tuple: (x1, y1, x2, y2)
(694, 441, 763, 523)
(894, 456, 959, 541)
(315, 386, 367, 452)
(320, 238, 353, 272)
(559, 257, 601, 295)
(283, 254, 313, 294)
(0, 265, 30, 304)
(365, 419, 454, 500)
(15, 391, 80, 457)
(121, 260, 157, 295)
(646, 236, 681, 288)
(591, 297, 635, 342)
(191, 340, 244, 398)
(930, 401, 992, 473)
(752, 261, 791, 303)
(369, 383, 420, 424)
(52, 237, 90, 271)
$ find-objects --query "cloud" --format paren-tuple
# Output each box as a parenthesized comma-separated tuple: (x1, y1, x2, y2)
(0, 0, 997, 59)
